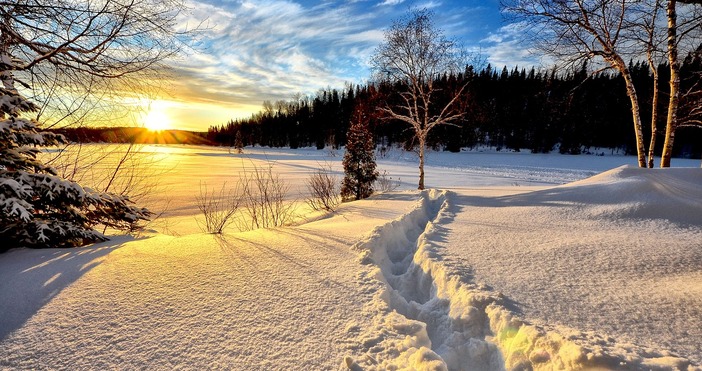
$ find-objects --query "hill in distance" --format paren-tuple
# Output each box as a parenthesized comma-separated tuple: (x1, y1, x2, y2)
(51, 127, 213, 146)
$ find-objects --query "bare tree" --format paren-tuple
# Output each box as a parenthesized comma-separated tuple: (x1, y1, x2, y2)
(660, 0, 702, 167)
(636, 0, 666, 168)
(0, 0, 192, 127)
(306, 163, 340, 212)
(371, 9, 468, 190)
(505, 0, 702, 167)
(1, 0, 194, 191)
(503, 0, 650, 167)
(662, 0, 682, 168)
(2, 0, 189, 205)
(0, 0, 193, 247)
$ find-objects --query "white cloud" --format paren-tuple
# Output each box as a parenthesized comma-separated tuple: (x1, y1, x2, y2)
(377, 0, 405, 6)
(414, 1, 442, 10)
(172, 0, 382, 107)
(156, 1, 537, 129)
(478, 22, 544, 68)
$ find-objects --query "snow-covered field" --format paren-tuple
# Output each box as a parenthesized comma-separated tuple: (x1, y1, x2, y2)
(1, 145, 700, 370)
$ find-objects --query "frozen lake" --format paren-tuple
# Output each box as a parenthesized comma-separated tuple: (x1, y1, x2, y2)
(3, 143, 697, 369)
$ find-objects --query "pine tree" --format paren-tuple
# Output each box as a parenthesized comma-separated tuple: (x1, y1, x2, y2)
(234, 129, 244, 154)
(341, 103, 378, 201)
(0, 84, 152, 251)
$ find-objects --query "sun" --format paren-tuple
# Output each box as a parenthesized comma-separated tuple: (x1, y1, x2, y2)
(142, 106, 172, 131)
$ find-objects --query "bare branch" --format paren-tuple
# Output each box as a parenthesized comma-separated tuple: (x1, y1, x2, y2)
(371, 9, 469, 189)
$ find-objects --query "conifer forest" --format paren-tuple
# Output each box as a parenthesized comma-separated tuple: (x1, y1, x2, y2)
(207, 55, 702, 159)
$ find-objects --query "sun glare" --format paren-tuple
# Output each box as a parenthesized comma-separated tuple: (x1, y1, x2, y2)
(143, 107, 171, 131)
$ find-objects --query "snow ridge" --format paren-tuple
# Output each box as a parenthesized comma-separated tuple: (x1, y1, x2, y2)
(346, 189, 699, 371)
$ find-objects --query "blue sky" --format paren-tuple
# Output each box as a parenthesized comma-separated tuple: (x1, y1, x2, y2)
(153, 0, 539, 131)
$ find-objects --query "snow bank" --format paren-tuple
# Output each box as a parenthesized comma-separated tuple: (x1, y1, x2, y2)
(561, 165, 702, 226)
(347, 172, 701, 370)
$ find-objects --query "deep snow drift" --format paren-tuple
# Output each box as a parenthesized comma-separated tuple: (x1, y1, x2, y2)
(1, 145, 701, 370)
(346, 167, 701, 370)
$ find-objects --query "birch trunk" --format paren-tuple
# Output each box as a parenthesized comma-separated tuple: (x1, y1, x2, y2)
(418, 134, 426, 190)
(617, 61, 648, 168)
(648, 67, 659, 168)
(661, 0, 680, 168)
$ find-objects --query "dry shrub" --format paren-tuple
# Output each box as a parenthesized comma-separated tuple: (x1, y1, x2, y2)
(238, 163, 296, 231)
(375, 170, 401, 193)
(306, 163, 340, 212)
(196, 182, 241, 234)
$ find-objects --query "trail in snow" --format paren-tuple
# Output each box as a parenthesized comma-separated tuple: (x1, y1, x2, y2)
(348, 190, 503, 370)
(347, 182, 701, 370)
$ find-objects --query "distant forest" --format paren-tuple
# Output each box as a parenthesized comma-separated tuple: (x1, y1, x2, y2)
(207, 53, 702, 159)
(54, 127, 211, 145)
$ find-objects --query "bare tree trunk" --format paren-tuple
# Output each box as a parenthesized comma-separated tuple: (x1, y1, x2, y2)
(418, 135, 426, 190)
(643, 0, 665, 168)
(661, 0, 680, 168)
(618, 63, 648, 167)
(648, 67, 660, 168)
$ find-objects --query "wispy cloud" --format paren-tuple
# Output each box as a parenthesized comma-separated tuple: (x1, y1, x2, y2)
(149, 1, 536, 130)
(168, 0, 384, 112)
(479, 22, 543, 68)
(377, 0, 406, 6)
(414, 1, 442, 10)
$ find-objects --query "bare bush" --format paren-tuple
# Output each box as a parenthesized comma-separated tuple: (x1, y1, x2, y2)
(196, 182, 241, 234)
(43, 143, 167, 234)
(374, 170, 401, 193)
(238, 163, 296, 231)
(306, 164, 340, 212)
(46, 143, 164, 204)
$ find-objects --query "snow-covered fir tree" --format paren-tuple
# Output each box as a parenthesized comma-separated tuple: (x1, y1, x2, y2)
(341, 103, 378, 201)
(0, 72, 151, 251)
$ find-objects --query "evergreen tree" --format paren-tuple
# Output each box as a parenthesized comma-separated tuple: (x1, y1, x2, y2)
(234, 129, 244, 154)
(341, 103, 378, 201)
(0, 87, 152, 251)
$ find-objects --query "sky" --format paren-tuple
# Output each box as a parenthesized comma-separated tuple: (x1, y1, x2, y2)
(147, 0, 539, 132)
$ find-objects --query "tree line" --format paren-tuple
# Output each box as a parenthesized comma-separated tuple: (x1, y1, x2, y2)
(206, 53, 702, 158)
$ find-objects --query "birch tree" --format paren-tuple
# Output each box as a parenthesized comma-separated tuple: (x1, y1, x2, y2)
(505, 0, 702, 167)
(371, 9, 468, 190)
(504, 0, 650, 167)
(660, 0, 702, 167)
(636, 0, 666, 168)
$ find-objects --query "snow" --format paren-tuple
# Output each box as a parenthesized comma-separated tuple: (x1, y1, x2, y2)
(1, 144, 701, 369)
